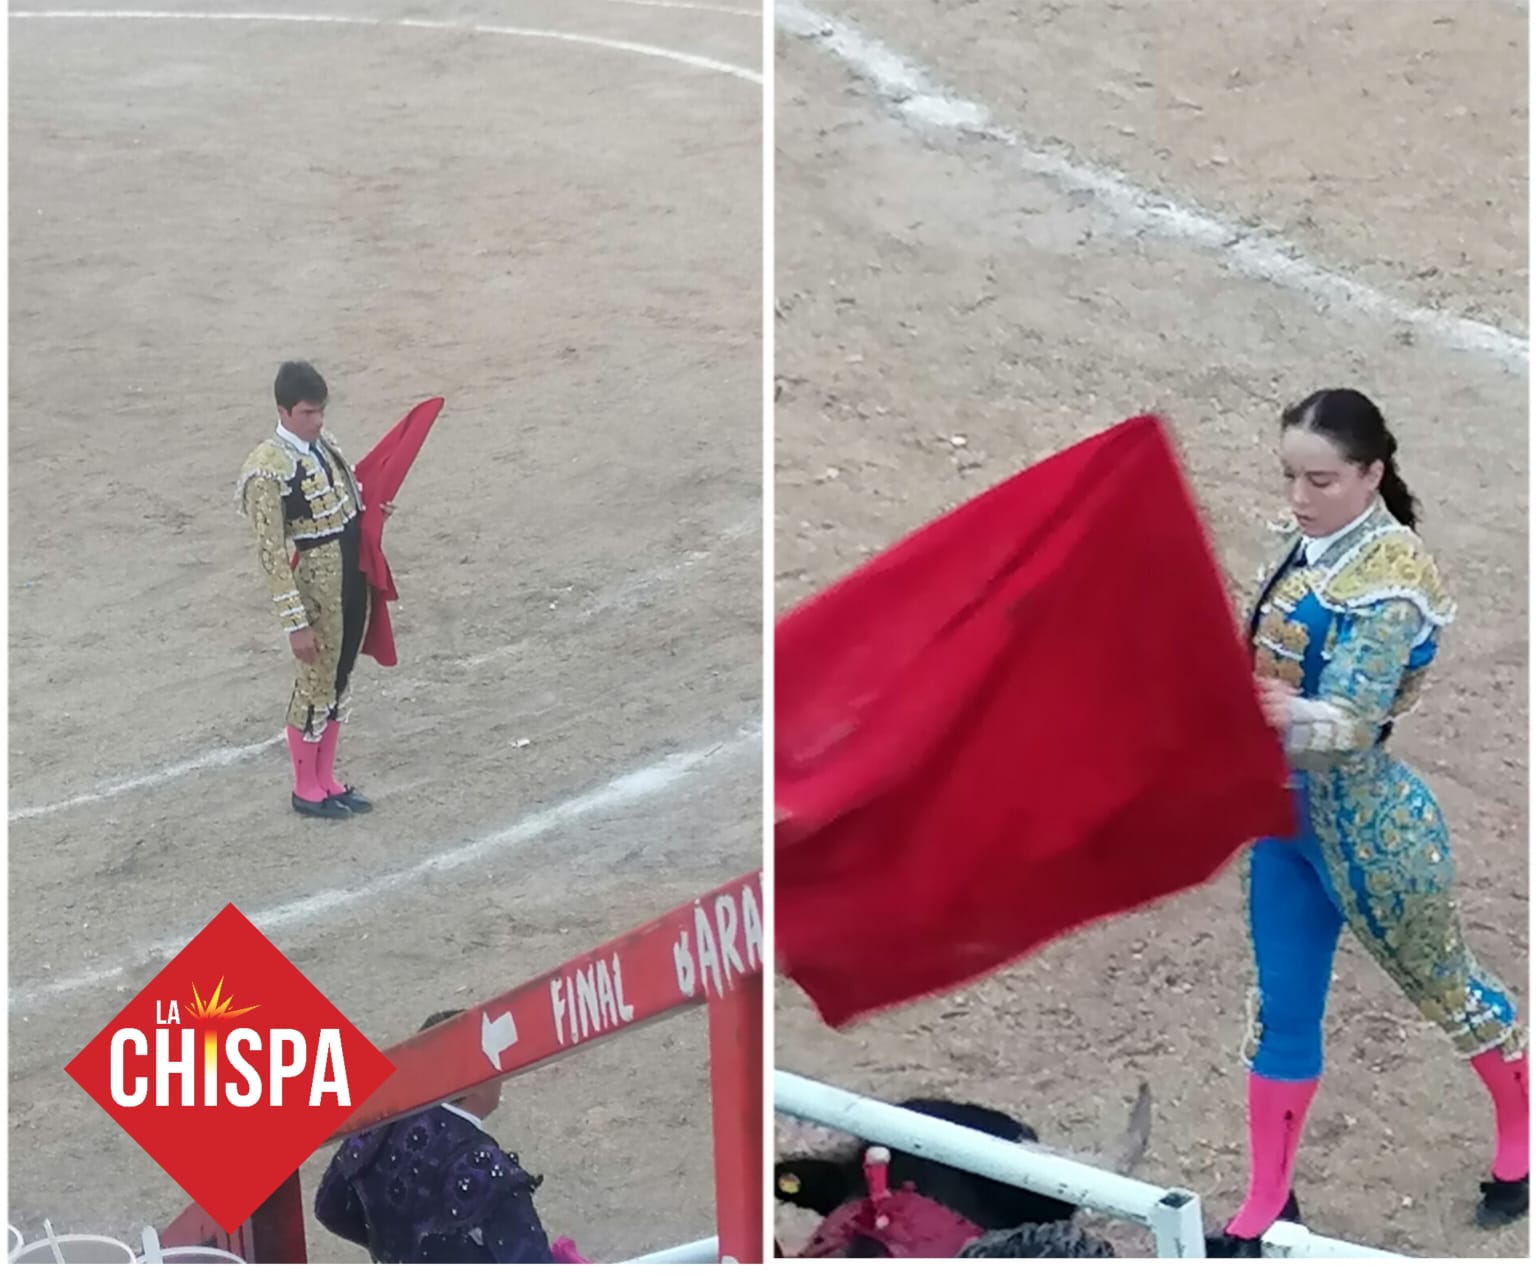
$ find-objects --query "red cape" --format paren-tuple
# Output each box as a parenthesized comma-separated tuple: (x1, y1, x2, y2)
(774, 414, 1295, 1028)
(289, 398, 444, 667)
(354, 397, 444, 667)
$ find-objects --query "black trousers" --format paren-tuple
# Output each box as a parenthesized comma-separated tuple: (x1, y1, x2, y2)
(333, 516, 367, 712)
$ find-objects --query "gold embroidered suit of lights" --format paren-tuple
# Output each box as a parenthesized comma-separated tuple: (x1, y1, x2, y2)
(1250, 507, 1455, 760)
(1252, 555, 1314, 690)
(244, 474, 309, 632)
(1242, 503, 1523, 1061)
(236, 434, 361, 545)
(1285, 599, 1422, 768)
(236, 432, 368, 741)
(1314, 525, 1455, 638)
(287, 539, 366, 739)
(1287, 517, 1453, 762)
(291, 463, 353, 540)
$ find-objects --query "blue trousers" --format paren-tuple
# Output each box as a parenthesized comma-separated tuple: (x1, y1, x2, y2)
(1245, 823, 1346, 1081)
(1245, 774, 1519, 1082)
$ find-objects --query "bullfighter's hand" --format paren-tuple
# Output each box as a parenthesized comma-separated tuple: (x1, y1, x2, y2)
(1256, 677, 1296, 730)
(290, 627, 319, 666)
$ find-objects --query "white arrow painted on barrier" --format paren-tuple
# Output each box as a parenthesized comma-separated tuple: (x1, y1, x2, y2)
(480, 1010, 518, 1069)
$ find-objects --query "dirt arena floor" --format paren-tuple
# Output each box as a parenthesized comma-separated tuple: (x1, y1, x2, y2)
(774, 0, 1528, 1259)
(8, 0, 760, 1259)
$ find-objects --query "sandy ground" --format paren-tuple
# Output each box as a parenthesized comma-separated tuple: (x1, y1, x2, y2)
(8, 0, 761, 1260)
(774, 0, 1528, 1259)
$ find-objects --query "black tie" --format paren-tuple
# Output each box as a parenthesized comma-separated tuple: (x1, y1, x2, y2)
(311, 444, 335, 484)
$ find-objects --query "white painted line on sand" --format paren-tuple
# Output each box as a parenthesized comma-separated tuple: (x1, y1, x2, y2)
(576, 513, 758, 619)
(9, 515, 755, 819)
(9, 736, 286, 823)
(10, 10, 763, 83)
(595, 0, 758, 15)
(777, 1, 1527, 369)
(10, 728, 759, 1010)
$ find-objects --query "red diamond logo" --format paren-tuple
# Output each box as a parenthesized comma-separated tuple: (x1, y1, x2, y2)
(64, 905, 394, 1232)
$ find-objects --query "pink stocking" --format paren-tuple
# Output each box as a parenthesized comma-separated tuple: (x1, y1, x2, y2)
(285, 726, 327, 802)
(1226, 1073, 1319, 1239)
(1470, 1045, 1530, 1182)
(316, 719, 345, 797)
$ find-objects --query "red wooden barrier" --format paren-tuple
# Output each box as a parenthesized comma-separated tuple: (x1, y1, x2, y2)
(156, 1170, 307, 1262)
(157, 871, 765, 1262)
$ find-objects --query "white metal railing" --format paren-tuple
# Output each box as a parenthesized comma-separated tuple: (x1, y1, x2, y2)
(774, 1070, 1410, 1260)
(1261, 1221, 1407, 1259)
(775, 1070, 1203, 1257)
(625, 1236, 720, 1263)
(136, 1226, 244, 1264)
(5, 1217, 713, 1265)
(4, 1221, 244, 1264)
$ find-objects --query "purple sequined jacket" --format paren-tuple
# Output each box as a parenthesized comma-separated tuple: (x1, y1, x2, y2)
(314, 1106, 554, 1263)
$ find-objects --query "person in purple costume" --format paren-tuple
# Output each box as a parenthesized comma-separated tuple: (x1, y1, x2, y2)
(313, 1010, 556, 1263)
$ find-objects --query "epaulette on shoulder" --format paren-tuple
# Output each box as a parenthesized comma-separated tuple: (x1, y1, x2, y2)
(1315, 524, 1455, 638)
(235, 438, 300, 514)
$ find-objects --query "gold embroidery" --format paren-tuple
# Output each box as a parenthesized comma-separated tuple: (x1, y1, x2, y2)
(1243, 507, 1521, 1062)
(1250, 506, 1454, 732)
(1315, 522, 1455, 636)
(238, 431, 368, 740)
(237, 434, 361, 547)
(1251, 560, 1316, 690)
(244, 474, 306, 633)
(1288, 763, 1523, 1059)
(284, 540, 372, 740)
(1254, 646, 1301, 688)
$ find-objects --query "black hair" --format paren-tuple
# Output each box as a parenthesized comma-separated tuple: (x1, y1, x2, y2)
(418, 1008, 463, 1033)
(1281, 388, 1419, 529)
(274, 360, 328, 411)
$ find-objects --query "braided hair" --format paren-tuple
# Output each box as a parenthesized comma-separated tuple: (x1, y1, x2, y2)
(1281, 388, 1420, 529)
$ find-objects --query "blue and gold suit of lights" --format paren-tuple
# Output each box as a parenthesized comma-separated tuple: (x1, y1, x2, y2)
(1241, 500, 1523, 1081)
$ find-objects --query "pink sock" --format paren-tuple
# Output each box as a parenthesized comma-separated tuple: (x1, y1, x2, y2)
(1226, 1073, 1320, 1239)
(551, 1237, 589, 1263)
(286, 727, 327, 802)
(1470, 1045, 1529, 1182)
(316, 719, 346, 797)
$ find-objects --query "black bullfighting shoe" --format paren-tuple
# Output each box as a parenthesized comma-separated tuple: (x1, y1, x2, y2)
(292, 792, 352, 819)
(1203, 1193, 1302, 1258)
(1475, 1175, 1529, 1229)
(327, 786, 373, 814)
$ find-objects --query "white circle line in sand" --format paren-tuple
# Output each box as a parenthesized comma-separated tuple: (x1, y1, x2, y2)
(9, 10, 763, 84)
(9, 736, 286, 823)
(594, 0, 758, 15)
(9, 515, 756, 822)
(778, 0, 1526, 370)
(10, 728, 760, 1011)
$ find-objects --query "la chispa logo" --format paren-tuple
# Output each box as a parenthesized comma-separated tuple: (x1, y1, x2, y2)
(65, 905, 394, 1232)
